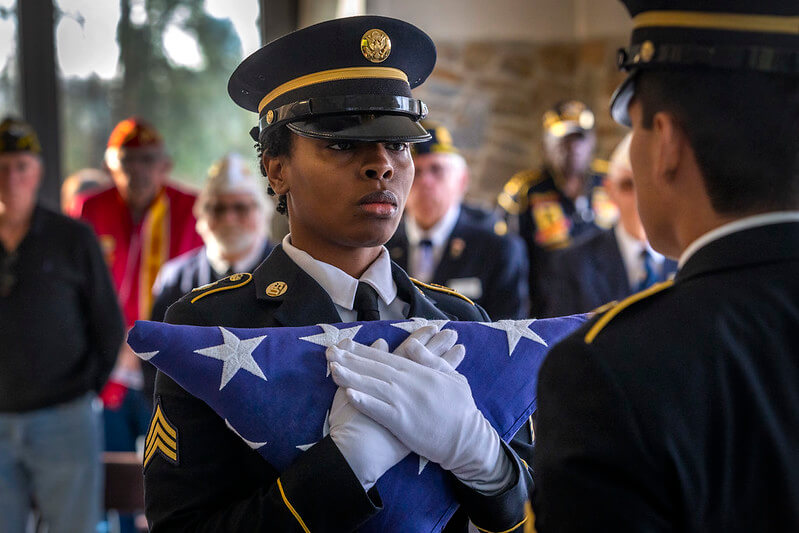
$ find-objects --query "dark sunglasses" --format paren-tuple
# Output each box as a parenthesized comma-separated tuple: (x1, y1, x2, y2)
(205, 202, 257, 218)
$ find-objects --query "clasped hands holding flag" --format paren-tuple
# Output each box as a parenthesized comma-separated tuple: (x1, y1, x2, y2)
(326, 325, 511, 494)
(130, 315, 585, 530)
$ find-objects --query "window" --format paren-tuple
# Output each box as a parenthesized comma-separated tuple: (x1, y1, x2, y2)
(0, 0, 19, 115)
(56, 0, 262, 187)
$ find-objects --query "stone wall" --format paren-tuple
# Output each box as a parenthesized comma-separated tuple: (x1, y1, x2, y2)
(411, 36, 630, 207)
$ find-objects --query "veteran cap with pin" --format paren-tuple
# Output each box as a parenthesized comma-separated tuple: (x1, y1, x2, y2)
(610, 0, 799, 126)
(0, 117, 42, 155)
(542, 101, 596, 139)
(228, 15, 436, 144)
(411, 120, 459, 156)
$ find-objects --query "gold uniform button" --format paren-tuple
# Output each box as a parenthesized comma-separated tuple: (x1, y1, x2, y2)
(265, 281, 288, 297)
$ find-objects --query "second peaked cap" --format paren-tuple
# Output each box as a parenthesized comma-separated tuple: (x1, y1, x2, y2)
(228, 16, 436, 143)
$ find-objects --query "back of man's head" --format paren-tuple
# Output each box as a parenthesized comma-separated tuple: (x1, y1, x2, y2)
(634, 67, 798, 215)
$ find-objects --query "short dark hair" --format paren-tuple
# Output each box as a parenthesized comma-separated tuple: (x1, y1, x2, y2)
(635, 68, 799, 214)
(254, 125, 293, 215)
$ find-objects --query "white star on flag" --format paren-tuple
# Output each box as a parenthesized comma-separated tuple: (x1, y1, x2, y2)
(390, 317, 451, 334)
(296, 410, 330, 451)
(479, 319, 547, 356)
(195, 327, 268, 390)
(225, 419, 267, 450)
(418, 457, 429, 474)
(133, 349, 159, 361)
(300, 324, 362, 376)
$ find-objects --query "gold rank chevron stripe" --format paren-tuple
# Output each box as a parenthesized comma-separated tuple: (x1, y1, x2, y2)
(144, 402, 179, 468)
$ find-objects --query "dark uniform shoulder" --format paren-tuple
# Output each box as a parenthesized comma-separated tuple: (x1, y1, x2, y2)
(497, 169, 544, 215)
(410, 278, 488, 321)
(583, 280, 673, 344)
(165, 273, 256, 326)
(186, 272, 253, 304)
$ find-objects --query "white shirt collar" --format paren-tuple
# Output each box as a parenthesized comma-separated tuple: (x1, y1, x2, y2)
(678, 211, 799, 269)
(206, 237, 269, 276)
(405, 204, 461, 247)
(281, 234, 398, 310)
(614, 224, 664, 288)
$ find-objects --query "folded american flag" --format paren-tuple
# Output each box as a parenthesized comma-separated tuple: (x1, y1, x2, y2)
(129, 316, 585, 531)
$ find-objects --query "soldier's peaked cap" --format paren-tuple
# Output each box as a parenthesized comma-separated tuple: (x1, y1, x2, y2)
(610, 0, 799, 126)
(228, 16, 436, 143)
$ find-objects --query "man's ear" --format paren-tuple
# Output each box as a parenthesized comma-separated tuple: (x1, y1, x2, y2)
(263, 153, 289, 195)
(651, 111, 684, 184)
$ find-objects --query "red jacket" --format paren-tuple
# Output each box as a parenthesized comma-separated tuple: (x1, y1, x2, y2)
(71, 184, 203, 326)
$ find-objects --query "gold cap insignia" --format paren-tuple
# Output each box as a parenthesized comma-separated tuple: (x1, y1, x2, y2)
(361, 29, 391, 63)
(265, 110, 275, 124)
(640, 40, 656, 63)
(265, 281, 288, 298)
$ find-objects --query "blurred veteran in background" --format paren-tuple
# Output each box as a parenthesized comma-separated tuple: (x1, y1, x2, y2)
(388, 121, 529, 319)
(533, 0, 799, 530)
(543, 133, 676, 316)
(0, 117, 124, 533)
(499, 100, 617, 316)
(70, 117, 203, 453)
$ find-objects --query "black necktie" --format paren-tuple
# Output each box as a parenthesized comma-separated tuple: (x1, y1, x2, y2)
(354, 282, 380, 321)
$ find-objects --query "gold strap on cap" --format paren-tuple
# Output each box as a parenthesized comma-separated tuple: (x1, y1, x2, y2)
(633, 11, 799, 35)
(258, 66, 409, 112)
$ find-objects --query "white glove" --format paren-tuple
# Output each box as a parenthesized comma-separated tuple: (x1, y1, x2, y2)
(327, 326, 458, 491)
(327, 335, 512, 491)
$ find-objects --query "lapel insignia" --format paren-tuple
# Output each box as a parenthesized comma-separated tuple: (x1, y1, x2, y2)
(449, 238, 465, 259)
(144, 398, 179, 470)
(265, 281, 288, 298)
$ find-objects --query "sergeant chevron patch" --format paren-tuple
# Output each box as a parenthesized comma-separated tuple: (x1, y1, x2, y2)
(144, 398, 179, 469)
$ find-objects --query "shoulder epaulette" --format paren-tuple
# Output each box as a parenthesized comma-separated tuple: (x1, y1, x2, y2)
(410, 278, 475, 305)
(590, 159, 609, 175)
(583, 280, 673, 344)
(190, 273, 252, 304)
(497, 169, 543, 215)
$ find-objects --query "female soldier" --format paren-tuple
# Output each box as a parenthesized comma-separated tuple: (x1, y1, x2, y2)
(144, 16, 532, 532)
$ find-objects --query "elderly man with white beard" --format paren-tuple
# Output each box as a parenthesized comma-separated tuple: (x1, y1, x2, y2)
(143, 153, 274, 403)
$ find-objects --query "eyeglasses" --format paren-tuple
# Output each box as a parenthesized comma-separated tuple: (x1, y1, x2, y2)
(0, 252, 18, 298)
(118, 151, 164, 167)
(205, 202, 257, 218)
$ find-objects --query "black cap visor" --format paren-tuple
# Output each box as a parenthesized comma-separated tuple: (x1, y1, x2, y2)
(610, 73, 637, 127)
(287, 113, 432, 143)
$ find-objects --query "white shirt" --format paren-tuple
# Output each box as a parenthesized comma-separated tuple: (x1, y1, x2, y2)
(281, 234, 410, 322)
(405, 204, 461, 281)
(678, 211, 799, 269)
(614, 224, 665, 289)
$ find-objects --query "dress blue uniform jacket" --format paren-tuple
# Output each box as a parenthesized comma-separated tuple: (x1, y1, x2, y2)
(543, 227, 677, 317)
(387, 209, 529, 320)
(534, 221, 799, 532)
(144, 245, 534, 532)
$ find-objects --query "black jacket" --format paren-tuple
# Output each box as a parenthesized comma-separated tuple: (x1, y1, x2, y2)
(533, 221, 799, 532)
(145, 245, 534, 532)
(0, 206, 124, 412)
(387, 210, 529, 320)
(543, 227, 677, 317)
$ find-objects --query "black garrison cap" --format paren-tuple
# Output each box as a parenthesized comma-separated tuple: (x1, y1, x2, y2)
(610, 0, 799, 126)
(228, 15, 436, 143)
(0, 117, 41, 155)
